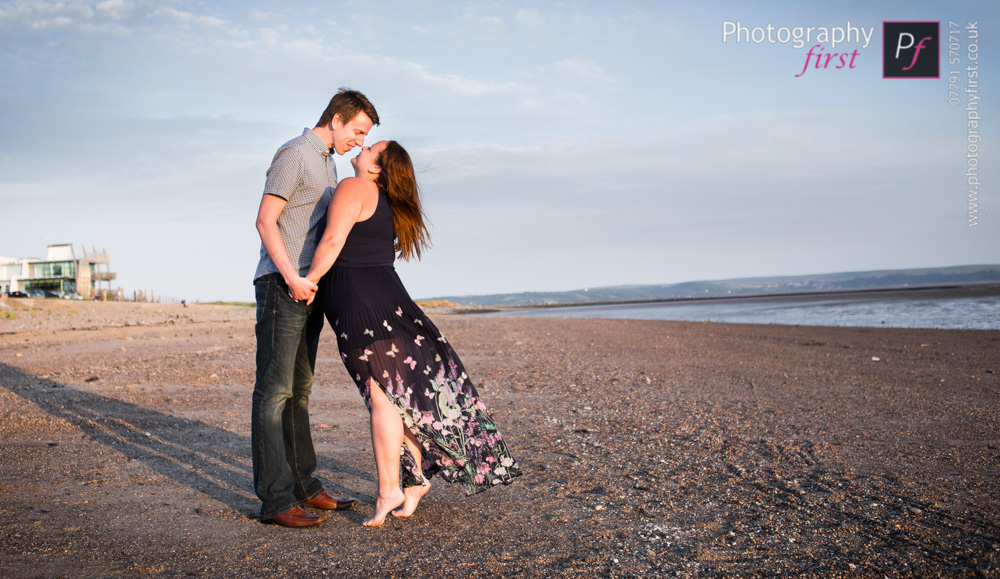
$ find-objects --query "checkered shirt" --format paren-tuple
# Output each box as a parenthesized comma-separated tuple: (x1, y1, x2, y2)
(254, 128, 338, 280)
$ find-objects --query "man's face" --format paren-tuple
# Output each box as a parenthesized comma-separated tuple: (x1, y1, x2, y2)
(330, 111, 374, 155)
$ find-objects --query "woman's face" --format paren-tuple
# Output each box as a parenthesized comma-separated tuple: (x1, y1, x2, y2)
(350, 140, 388, 178)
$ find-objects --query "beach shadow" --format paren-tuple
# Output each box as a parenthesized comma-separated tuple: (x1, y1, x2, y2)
(0, 362, 373, 518)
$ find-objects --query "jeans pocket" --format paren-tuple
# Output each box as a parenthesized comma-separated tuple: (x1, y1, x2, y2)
(255, 276, 277, 322)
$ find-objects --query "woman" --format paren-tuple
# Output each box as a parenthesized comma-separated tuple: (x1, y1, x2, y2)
(305, 140, 521, 526)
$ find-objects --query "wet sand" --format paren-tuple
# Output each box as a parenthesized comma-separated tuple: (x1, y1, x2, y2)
(0, 298, 998, 577)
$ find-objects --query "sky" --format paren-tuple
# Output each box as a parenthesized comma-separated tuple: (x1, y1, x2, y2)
(0, 0, 997, 302)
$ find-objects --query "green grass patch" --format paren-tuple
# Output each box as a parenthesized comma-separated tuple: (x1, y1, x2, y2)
(415, 299, 460, 308)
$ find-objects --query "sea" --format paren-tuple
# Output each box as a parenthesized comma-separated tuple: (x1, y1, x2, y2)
(489, 285, 1000, 331)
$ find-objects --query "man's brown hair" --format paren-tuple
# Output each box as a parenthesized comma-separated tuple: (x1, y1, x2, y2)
(316, 87, 380, 128)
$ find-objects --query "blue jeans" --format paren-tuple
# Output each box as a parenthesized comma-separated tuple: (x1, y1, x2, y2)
(251, 273, 326, 519)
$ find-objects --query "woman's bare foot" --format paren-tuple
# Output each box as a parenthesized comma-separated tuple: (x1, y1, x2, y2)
(362, 490, 405, 527)
(392, 482, 431, 518)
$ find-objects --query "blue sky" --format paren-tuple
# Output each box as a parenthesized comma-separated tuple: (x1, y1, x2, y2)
(0, 0, 996, 302)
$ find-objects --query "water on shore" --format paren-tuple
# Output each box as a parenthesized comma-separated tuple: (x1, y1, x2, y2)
(491, 285, 1000, 330)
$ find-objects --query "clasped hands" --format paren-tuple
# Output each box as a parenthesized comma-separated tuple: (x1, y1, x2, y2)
(287, 275, 319, 305)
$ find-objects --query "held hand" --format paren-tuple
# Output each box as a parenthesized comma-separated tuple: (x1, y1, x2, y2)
(303, 275, 322, 306)
(286, 275, 318, 302)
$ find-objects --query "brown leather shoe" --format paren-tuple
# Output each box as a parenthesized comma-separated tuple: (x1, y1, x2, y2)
(270, 506, 326, 527)
(304, 490, 356, 511)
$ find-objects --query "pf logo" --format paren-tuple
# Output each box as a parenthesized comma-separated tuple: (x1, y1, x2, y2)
(883, 21, 939, 78)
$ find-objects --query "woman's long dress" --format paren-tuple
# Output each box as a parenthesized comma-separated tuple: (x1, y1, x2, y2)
(320, 191, 521, 493)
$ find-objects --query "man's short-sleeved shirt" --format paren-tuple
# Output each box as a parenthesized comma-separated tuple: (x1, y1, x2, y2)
(254, 128, 338, 281)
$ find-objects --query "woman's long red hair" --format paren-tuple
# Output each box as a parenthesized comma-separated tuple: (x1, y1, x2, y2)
(376, 141, 430, 261)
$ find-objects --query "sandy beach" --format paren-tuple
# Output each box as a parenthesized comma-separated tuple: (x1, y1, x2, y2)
(1, 298, 998, 577)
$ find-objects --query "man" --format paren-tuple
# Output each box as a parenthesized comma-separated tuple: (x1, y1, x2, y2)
(252, 88, 379, 527)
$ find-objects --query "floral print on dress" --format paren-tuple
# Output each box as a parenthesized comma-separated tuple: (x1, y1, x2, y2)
(334, 302, 521, 495)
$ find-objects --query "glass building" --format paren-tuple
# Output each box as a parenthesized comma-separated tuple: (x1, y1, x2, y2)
(1, 244, 116, 298)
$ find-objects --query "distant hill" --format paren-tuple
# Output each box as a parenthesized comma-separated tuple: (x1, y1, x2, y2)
(428, 264, 1000, 307)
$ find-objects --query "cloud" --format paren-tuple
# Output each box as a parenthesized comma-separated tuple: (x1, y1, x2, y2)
(150, 6, 225, 28)
(0, 0, 223, 35)
(553, 58, 615, 84)
(381, 58, 527, 98)
(457, 2, 506, 33)
(0, 0, 94, 31)
(94, 0, 133, 20)
(515, 8, 543, 27)
(0, 0, 230, 53)
(0, 0, 597, 127)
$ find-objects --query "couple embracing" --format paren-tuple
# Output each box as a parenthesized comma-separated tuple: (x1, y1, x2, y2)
(251, 88, 520, 527)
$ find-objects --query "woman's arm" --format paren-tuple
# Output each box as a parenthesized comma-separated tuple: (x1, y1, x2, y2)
(305, 178, 376, 288)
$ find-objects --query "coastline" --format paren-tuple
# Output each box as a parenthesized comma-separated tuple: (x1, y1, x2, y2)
(1, 300, 998, 577)
(472, 281, 1000, 312)
(477, 282, 1000, 331)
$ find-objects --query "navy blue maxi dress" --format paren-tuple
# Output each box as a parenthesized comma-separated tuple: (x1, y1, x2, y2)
(320, 191, 521, 493)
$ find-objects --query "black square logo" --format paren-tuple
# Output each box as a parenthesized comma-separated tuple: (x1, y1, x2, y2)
(883, 22, 939, 78)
